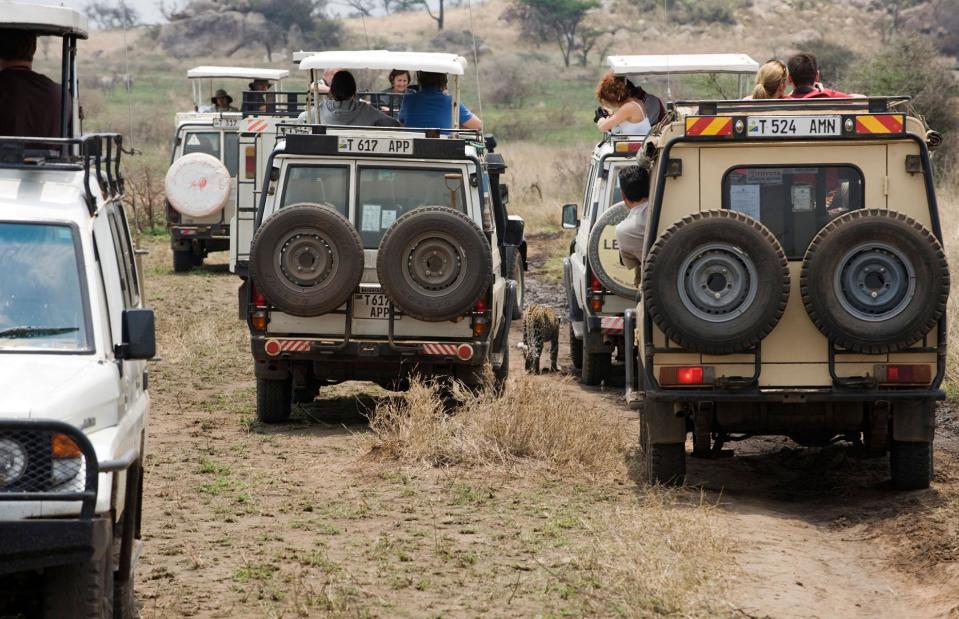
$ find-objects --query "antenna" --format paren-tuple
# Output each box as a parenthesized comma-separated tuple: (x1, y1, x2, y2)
(664, 0, 672, 101)
(466, 0, 484, 119)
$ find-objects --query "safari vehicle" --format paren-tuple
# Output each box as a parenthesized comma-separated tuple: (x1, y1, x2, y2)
(563, 54, 759, 385)
(238, 51, 522, 422)
(623, 95, 949, 490)
(0, 4, 155, 616)
(165, 66, 289, 272)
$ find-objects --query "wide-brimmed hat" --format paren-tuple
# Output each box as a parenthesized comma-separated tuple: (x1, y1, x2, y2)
(211, 89, 233, 104)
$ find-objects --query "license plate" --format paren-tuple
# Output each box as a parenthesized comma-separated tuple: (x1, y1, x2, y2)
(338, 137, 413, 155)
(747, 115, 841, 137)
(353, 293, 400, 320)
(212, 117, 238, 129)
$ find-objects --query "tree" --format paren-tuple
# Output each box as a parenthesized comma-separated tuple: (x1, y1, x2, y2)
(417, 0, 445, 30)
(871, 0, 922, 41)
(504, 0, 599, 67)
(342, 0, 376, 16)
(84, 0, 140, 29)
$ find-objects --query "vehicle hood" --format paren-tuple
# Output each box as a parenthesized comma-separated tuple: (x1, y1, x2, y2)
(0, 355, 120, 430)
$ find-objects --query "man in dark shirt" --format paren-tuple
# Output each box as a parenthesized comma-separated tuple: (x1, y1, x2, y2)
(785, 52, 849, 99)
(0, 29, 64, 138)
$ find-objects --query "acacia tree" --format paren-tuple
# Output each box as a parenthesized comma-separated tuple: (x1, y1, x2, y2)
(505, 0, 599, 67)
(83, 0, 140, 29)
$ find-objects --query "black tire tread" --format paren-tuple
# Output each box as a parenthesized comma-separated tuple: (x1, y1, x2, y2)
(256, 377, 292, 424)
(647, 443, 686, 486)
(172, 249, 193, 273)
(569, 323, 583, 370)
(643, 209, 790, 355)
(890, 440, 933, 490)
(44, 542, 114, 618)
(800, 209, 949, 354)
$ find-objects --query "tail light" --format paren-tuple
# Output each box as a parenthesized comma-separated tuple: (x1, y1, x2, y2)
(251, 284, 267, 308)
(589, 272, 604, 312)
(244, 146, 256, 180)
(874, 364, 932, 385)
(471, 296, 490, 338)
(659, 366, 715, 386)
(250, 284, 269, 331)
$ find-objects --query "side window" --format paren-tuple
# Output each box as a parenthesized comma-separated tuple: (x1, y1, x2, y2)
(723, 165, 864, 259)
(106, 207, 140, 308)
(182, 131, 221, 158)
(224, 132, 239, 177)
(581, 164, 597, 222)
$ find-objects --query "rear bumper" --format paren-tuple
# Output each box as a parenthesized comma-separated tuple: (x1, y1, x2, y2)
(171, 224, 230, 242)
(0, 516, 111, 575)
(644, 386, 945, 403)
(251, 336, 490, 367)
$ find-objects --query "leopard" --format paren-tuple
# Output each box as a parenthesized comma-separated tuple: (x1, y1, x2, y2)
(519, 304, 560, 374)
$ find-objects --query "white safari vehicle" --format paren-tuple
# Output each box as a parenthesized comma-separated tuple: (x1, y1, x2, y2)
(0, 4, 155, 617)
(563, 54, 759, 385)
(165, 66, 289, 272)
(239, 51, 521, 421)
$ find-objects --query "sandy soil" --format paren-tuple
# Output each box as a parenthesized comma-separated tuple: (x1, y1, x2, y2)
(133, 237, 959, 618)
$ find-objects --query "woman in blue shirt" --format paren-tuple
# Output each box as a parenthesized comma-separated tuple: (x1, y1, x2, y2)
(398, 71, 483, 130)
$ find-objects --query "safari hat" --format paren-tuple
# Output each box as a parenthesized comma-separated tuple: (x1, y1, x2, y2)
(211, 89, 233, 104)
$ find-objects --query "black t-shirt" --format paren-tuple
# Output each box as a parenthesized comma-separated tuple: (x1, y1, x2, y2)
(0, 67, 63, 138)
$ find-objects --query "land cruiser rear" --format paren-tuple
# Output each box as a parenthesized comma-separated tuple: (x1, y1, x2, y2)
(239, 52, 521, 422)
(626, 96, 948, 490)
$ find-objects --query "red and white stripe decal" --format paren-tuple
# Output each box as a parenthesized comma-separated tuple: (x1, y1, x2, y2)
(421, 343, 459, 356)
(246, 119, 269, 133)
(264, 339, 311, 356)
(600, 316, 625, 335)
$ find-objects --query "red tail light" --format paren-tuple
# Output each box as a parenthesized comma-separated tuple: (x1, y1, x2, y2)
(590, 273, 602, 294)
(874, 364, 931, 384)
(244, 146, 256, 180)
(474, 298, 488, 314)
(659, 366, 713, 386)
(251, 284, 267, 307)
(589, 272, 604, 312)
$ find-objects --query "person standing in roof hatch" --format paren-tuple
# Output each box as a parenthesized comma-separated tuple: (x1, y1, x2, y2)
(785, 53, 850, 99)
(0, 29, 64, 138)
(614, 165, 651, 286)
(398, 71, 482, 130)
(212, 89, 238, 112)
(320, 70, 400, 127)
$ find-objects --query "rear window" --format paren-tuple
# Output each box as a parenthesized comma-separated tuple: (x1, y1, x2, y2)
(224, 133, 239, 177)
(356, 167, 467, 248)
(280, 165, 349, 215)
(182, 131, 220, 158)
(723, 165, 864, 259)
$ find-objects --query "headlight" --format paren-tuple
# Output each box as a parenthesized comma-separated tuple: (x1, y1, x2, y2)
(0, 438, 28, 486)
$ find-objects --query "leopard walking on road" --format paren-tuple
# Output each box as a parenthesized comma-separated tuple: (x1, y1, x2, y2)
(519, 304, 560, 374)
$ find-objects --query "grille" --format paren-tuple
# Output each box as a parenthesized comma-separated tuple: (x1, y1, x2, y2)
(0, 429, 88, 494)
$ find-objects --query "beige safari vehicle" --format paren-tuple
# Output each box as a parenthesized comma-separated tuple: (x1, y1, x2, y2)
(240, 51, 520, 422)
(563, 54, 759, 385)
(165, 66, 290, 272)
(624, 96, 949, 490)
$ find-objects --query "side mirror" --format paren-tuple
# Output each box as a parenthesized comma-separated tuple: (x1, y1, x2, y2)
(561, 203, 579, 229)
(505, 215, 525, 246)
(119, 308, 156, 360)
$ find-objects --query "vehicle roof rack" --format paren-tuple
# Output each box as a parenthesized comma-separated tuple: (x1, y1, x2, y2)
(0, 2, 89, 38)
(275, 123, 485, 142)
(0, 134, 124, 215)
(672, 96, 912, 115)
(607, 53, 759, 76)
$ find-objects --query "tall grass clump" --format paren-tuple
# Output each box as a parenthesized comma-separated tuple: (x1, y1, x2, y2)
(366, 376, 630, 477)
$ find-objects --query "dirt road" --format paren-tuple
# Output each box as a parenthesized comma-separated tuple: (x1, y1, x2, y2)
(136, 238, 959, 617)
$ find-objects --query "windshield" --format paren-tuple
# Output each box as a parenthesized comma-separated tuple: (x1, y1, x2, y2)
(357, 167, 467, 248)
(0, 223, 91, 352)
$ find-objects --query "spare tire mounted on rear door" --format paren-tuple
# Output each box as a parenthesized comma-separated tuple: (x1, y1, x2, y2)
(250, 203, 365, 317)
(377, 206, 492, 322)
(642, 209, 790, 355)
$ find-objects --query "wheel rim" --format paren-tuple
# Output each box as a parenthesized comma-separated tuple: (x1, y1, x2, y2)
(834, 242, 916, 322)
(677, 242, 758, 323)
(277, 228, 337, 288)
(402, 232, 466, 297)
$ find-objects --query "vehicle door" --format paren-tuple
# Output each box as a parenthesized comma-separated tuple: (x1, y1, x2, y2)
(571, 160, 600, 310)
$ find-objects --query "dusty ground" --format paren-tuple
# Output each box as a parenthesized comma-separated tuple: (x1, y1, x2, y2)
(135, 237, 959, 618)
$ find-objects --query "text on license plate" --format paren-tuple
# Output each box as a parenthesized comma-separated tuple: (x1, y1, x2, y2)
(747, 116, 841, 137)
(212, 117, 238, 129)
(353, 293, 400, 320)
(338, 137, 413, 155)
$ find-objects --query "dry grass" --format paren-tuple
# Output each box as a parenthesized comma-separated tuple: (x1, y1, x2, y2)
(939, 178, 959, 392)
(366, 376, 629, 477)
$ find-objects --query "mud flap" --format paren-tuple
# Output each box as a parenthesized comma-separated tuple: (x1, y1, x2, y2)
(644, 400, 687, 445)
(255, 358, 290, 380)
(892, 400, 935, 443)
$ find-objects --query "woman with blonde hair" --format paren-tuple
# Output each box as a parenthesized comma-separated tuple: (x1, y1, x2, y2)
(594, 72, 650, 135)
(748, 59, 788, 99)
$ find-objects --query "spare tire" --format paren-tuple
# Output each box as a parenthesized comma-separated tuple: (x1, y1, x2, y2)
(587, 202, 641, 301)
(377, 207, 492, 322)
(164, 152, 231, 218)
(250, 203, 364, 317)
(643, 210, 790, 355)
(800, 209, 949, 353)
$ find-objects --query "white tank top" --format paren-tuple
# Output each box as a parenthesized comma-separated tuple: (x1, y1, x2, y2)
(611, 101, 651, 136)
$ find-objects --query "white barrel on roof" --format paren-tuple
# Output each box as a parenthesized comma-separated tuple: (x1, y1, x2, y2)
(164, 153, 231, 218)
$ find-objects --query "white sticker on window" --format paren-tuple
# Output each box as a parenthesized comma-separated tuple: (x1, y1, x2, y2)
(380, 209, 397, 229)
(362, 204, 382, 232)
(187, 134, 201, 146)
(730, 185, 761, 220)
(792, 185, 814, 211)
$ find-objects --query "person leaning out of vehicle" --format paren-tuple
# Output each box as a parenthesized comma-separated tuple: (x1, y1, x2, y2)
(0, 29, 64, 138)
(398, 71, 482, 130)
(320, 70, 400, 128)
(745, 59, 788, 99)
(785, 52, 851, 99)
(594, 73, 650, 136)
(614, 165, 651, 286)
